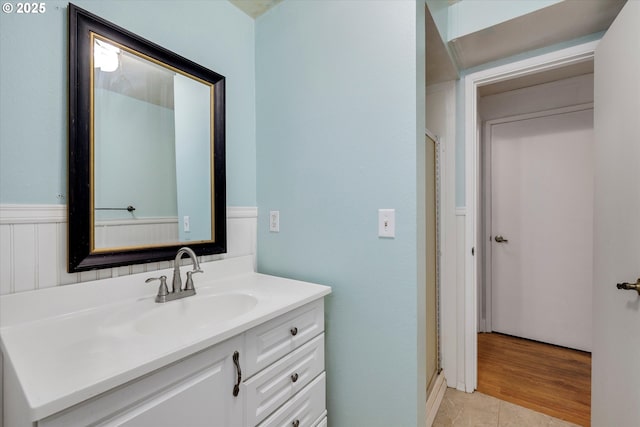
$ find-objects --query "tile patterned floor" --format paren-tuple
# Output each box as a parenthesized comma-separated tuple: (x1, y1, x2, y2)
(433, 388, 582, 427)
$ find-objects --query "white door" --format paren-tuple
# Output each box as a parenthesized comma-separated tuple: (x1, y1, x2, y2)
(591, 1, 640, 425)
(490, 108, 594, 351)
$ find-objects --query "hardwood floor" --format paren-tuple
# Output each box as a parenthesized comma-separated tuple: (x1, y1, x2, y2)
(477, 333, 591, 427)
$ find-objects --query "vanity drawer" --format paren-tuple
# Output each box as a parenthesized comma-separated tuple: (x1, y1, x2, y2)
(245, 299, 324, 377)
(256, 372, 326, 427)
(244, 334, 325, 426)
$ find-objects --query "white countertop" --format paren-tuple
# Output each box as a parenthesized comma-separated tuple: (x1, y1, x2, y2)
(0, 256, 331, 421)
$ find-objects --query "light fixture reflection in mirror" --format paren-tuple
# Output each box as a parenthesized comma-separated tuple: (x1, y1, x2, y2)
(94, 39, 120, 72)
(92, 35, 214, 251)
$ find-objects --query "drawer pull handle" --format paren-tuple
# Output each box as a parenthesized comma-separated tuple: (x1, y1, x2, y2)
(232, 351, 241, 397)
(291, 372, 299, 383)
(292, 420, 300, 427)
(290, 327, 298, 336)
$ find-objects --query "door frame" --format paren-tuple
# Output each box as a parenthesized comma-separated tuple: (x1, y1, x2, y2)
(461, 40, 599, 392)
(425, 127, 441, 384)
(424, 128, 447, 426)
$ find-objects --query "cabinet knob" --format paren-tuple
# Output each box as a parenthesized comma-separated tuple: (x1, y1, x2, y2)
(291, 372, 299, 383)
(292, 420, 300, 427)
(290, 327, 298, 336)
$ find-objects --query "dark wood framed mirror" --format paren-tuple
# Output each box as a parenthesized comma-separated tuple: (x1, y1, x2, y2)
(68, 4, 226, 272)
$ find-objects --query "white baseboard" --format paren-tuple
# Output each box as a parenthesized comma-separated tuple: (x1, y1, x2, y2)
(426, 373, 447, 427)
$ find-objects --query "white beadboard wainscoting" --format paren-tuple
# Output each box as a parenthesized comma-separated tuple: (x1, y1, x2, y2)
(94, 217, 179, 248)
(0, 205, 257, 296)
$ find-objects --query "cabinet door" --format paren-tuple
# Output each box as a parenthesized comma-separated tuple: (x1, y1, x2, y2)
(39, 336, 245, 427)
(112, 351, 242, 427)
(106, 339, 243, 427)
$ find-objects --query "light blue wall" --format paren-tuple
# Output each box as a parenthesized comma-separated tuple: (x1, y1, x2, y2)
(174, 74, 212, 242)
(0, 0, 256, 206)
(94, 89, 177, 220)
(425, 0, 450, 42)
(256, 1, 425, 426)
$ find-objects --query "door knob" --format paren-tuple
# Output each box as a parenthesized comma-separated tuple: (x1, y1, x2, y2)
(494, 235, 509, 243)
(616, 278, 640, 295)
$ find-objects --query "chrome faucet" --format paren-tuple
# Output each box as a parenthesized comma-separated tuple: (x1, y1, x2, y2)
(146, 247, 203, 303)
(172, 247, 202, 294)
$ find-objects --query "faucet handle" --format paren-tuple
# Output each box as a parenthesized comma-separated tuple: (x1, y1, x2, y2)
(146, 275, 169, 297)
(184, 270, 203, 291)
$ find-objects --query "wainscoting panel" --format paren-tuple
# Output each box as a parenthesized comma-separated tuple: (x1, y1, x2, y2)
(94, 218, 179, 249)
(0, 205, 258, 296)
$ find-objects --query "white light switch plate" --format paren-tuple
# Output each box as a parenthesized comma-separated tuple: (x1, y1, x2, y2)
(378, 209, 395, 238)
(269, 210, 280, 232)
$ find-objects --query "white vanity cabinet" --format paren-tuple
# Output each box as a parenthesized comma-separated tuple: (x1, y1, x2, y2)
(38, 335, 245, 427)
(1, 259, 331, 427)
(242, 299, 327, 426)
(32, 299, 327, 427)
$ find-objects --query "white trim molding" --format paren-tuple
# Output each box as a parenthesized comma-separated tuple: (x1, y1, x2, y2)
(462, 40, 599, 393)
(0, 204, 66, 224)
(0, 205, 257, 223)
(227, 206, 258, 218)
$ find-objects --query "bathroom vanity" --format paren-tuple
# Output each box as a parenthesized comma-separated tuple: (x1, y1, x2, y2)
(0, 256, 331, 426)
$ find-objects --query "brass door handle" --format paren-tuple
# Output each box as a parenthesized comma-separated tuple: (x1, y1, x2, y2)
(616, 278, 640, 295)
(494, 235, 509, 243)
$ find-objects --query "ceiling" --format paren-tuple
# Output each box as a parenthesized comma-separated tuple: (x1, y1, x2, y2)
(229, 0, 282, 18)
(478, 59, 594, 97)
(427, 0, 625, 88)
(448, 0, 627, 70)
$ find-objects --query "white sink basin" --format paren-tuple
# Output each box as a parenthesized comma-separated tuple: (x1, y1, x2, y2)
(134, 293, 258, 335)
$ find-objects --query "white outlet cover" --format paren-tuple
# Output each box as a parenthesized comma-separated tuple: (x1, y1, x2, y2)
(378, 209, 395, 238)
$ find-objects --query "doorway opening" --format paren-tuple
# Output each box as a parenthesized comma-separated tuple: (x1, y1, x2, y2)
(461, 40, 599, 393)
(472, 55, 595, 425)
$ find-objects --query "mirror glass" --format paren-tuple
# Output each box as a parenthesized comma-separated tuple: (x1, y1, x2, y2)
(93, 35, 213, 249)
(68, 4, 226, 272)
